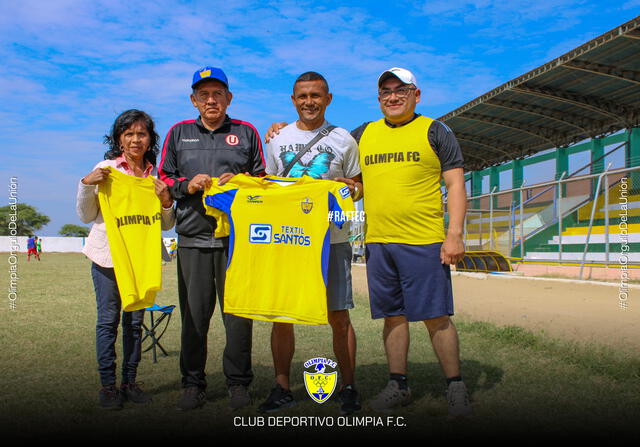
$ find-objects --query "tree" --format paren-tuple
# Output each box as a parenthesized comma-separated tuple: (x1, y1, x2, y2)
(59, 224, 90, 237)
(0, 203, 50, 236)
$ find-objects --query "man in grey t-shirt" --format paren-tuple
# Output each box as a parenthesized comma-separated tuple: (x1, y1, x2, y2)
(259, 72, 363, 415)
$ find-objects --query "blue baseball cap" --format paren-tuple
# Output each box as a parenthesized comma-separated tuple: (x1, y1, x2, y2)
(191, 66, 229, 89)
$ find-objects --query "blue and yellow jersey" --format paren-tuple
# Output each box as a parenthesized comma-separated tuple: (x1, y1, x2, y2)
(203, 174, 355, 325)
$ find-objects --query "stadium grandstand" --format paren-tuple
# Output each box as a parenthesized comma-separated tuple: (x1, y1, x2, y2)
(352, 15, 640, 281)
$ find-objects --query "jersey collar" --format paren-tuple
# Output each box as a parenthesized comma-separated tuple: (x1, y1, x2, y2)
(384, 113, 420, 128)
(261, 174, 309, 187)
(196, 115, 232, 133)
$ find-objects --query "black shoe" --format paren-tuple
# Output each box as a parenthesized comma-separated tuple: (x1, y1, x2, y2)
(228, 384, 251, 410)
(121, 382, 152, 404)
(99, 385, 123, 410)
(258, 384, 295, 413)
(338, 384, 361, 415)
(177, 386, 206, 411)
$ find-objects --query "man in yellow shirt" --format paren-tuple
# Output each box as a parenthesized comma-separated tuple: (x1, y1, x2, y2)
(351, 67, 471, 417)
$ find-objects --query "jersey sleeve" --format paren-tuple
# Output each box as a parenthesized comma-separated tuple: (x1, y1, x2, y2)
(202, 180, 239, 238)
(158, 124, 190, 200)
(341, 132, 361, 178)
(428, 121, 465, 172)
(350, 122, 371, 145)
(328, 182, 356, 229)
(246, 125, 266, 176)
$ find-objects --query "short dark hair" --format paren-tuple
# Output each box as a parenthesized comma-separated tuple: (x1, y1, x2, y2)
(293, 72, 329, 93)
(103, 109, 160, 166)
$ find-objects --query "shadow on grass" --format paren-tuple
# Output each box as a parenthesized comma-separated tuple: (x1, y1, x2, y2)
(354, 359, 503, 401)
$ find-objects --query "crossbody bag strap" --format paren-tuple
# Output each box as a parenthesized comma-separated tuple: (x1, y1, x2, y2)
(282, 125, 336, 177)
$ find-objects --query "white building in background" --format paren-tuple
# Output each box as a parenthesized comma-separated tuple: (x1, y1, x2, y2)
(0, 236, 176, 253)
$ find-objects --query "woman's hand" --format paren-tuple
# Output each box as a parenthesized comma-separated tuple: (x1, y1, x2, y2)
(153, 178, 174, 208)
(81, 168, 111, 185)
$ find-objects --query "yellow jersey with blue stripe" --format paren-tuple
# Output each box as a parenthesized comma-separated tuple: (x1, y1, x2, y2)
(203, 174, 355, 325)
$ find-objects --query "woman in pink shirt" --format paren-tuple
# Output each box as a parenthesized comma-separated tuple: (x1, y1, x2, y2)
(76, 109, 175, 410)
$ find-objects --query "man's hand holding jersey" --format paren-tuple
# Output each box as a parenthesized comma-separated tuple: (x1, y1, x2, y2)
(216, 172, 251, 186)
(334, 176, 363, 201)
(187, 174, 213, 194)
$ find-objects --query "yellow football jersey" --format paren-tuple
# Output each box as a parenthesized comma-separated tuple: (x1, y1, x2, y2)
(98, 168, 162, 311)
(358, 115, 446, 244)
(203, 174, 355, 325)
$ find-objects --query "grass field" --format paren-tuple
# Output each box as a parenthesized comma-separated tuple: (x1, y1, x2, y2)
(2, 253, 639, 442)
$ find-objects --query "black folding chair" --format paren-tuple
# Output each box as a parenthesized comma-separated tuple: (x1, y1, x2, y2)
(142, 304, 176, 363)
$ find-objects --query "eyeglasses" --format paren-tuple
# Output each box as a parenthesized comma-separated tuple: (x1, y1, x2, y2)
(194, 90, 227, 103)
(378, 86, 416, 100)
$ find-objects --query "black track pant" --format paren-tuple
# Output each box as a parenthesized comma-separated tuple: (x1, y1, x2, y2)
(176, 246, 254, 389)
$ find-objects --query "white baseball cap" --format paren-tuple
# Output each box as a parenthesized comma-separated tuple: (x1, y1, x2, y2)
(378, 67, 418, 88)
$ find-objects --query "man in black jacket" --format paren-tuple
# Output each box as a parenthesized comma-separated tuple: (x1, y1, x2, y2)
(159, 66, 265, 411)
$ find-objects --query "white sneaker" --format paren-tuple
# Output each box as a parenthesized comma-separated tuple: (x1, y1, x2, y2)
(370, 380, 411, 412)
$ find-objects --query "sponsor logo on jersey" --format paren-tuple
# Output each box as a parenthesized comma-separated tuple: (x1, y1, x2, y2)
(339, 186, 350, 199)
(181, 138, 200, 143)
(247, 195, 263, 203)
(301, 197, 313, 214)
(249, 224, 272, 243)
(248, 224, 311, 246)
(303, 357, 338, 404)
(273, 226, 311, 246)
(226, 134, 239, 146)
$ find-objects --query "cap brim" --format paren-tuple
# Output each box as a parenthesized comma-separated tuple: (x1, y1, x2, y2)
(378, 71, 397, 87)
(192, 77, 228, 89)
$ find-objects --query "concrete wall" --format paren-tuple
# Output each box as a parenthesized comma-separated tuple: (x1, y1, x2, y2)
(0, 236, 84, 253)
(0, 236, 177, 253)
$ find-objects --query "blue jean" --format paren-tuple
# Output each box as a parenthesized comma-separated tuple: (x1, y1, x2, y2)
(91, 262, 144, 386)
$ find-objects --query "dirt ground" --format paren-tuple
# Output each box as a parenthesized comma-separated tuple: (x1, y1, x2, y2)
(351, 264, 639, 353)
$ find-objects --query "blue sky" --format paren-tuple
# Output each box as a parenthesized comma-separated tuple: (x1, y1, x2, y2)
(1, 0, 639, 236)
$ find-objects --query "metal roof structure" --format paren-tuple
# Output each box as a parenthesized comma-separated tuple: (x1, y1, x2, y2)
(439, 16, 640, 171)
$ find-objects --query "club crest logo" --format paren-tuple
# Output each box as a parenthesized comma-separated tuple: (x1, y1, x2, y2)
(301, 197, 313, 214)
(303, 357, 338, 404)
(226, 134, 239, 146)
